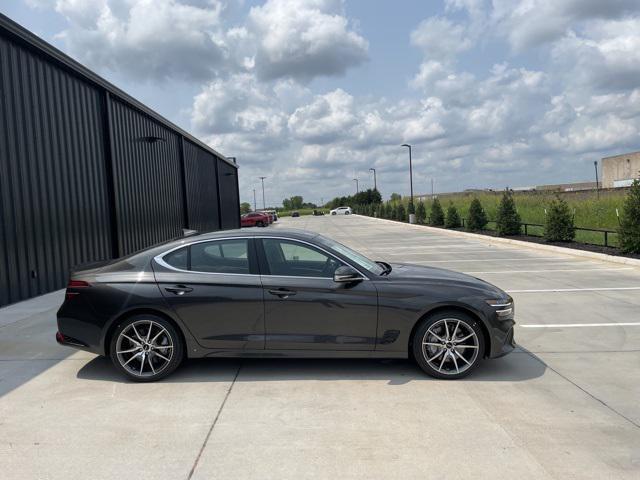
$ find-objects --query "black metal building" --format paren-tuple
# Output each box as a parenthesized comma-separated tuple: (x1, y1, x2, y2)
(0, 14, 240, 307)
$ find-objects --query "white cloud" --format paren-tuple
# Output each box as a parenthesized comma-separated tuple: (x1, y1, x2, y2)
(288, 89, 357, 144)
(246, 0, 368, 81)
(551, 18, 640, 91)
(32, 0, 368, 84)
(410, 16, 472, 61)
(44, 0, 228, 81)
(491, 0, 638, 51)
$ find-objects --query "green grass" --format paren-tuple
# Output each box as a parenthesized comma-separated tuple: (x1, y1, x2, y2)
(396, 189, 627, 247)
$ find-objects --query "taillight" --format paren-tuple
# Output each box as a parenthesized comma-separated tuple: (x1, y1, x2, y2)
(66, 279, 90, 300)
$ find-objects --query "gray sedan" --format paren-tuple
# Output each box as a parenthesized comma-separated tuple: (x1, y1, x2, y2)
(56, 229, 515, 381)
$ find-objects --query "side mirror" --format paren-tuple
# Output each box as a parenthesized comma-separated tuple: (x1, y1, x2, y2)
(333, 265, 363, 283)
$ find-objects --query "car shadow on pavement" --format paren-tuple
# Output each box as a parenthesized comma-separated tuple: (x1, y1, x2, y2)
(76, 349, 545, 385)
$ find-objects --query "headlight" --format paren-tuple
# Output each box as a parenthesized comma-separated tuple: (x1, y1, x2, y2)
(486, 298, 514, 318)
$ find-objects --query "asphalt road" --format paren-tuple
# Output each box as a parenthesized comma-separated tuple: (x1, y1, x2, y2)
(1, 214, 639, 479)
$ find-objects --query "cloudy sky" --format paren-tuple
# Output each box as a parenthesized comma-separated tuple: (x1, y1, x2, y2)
(3, 0, 640, 207)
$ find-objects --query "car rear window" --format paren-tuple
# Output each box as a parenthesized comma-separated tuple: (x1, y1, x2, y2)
(190, 240, 250, 274)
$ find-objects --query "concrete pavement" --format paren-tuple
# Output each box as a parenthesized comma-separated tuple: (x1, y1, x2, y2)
(1, 214, 639, 479)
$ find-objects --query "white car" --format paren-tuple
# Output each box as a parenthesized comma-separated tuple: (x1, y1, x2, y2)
(330, 206, 352, 215)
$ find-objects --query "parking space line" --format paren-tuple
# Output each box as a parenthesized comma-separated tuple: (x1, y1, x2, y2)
(384, 250, 509, 255)
(521, 322, 640, 328)
(508, 287, 640, 293)
(187, 362, 242, 480)
(466, 267, 633, 274)
(414, 257, 572, 263)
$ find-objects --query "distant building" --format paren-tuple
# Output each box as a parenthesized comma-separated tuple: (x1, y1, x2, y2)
(536, 181, 599, 192)
(601, 151, 640, 188)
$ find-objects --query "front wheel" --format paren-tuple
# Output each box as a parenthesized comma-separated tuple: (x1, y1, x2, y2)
(110, 314, 183, 382)
(257, 221, 264, 227)
(412, 311, 484, 379)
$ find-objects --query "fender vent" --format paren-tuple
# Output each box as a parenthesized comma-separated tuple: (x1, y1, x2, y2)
(380, 330, 400, 345)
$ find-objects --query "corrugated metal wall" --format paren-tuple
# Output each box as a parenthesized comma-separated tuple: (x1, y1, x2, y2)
(0, 34, 112, 306)
(109, 98, 185, 255)
(183, 139, 220, 233)
(217, 159, 241, 229)
(0, 17, 240, 307)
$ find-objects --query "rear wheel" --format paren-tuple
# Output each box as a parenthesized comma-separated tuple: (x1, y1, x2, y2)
(257, 221, 265, 227)
(110, 314, 183, 382)
(412, 310, 484, 379)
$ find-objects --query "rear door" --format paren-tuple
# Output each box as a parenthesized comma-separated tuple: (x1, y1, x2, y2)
(154, 238, 265, 350)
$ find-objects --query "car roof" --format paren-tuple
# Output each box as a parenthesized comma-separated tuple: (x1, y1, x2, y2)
(188, 228, 319, 241)
(96, 228, 325, 274)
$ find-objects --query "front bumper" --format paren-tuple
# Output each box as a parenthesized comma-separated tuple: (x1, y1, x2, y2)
(490, 325, 515, 358)
(482, 298, 516, 358)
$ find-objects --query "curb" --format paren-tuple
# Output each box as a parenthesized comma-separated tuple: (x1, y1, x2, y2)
(358, 215, 640, 268)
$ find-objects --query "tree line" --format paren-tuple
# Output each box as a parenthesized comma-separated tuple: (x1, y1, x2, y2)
(354, 182, 640, 254)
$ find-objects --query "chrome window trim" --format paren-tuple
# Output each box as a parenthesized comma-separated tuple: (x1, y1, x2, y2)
(154, 235, 370, 280)
(154, 237, 254, 276)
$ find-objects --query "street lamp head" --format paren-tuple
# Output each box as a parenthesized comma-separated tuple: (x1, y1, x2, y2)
(401, 143, 411, 148)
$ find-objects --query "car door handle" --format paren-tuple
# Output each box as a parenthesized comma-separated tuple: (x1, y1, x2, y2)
(268, 288, 297, 298)
(165, 285, 193, 296)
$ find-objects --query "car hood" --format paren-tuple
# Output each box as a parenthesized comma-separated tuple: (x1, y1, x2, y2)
(386, 262, 506, 297)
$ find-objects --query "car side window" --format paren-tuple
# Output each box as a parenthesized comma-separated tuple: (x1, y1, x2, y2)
(262, 239, 342, 278)
(190, 239, 250, 274)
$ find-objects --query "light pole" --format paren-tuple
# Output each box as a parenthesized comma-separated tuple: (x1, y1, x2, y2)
(594, 161, 600, 200)
(401, 144, 415, 222)
(401, 144, 414, 203)
(353, 178, 359, 194)
(259, 176, 267, 209)
(369, 168, 377, 191)
(253, 188, 257, 211)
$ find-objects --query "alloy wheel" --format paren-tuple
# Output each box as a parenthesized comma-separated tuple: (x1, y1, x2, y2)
(115, 320, 174, 378)
(421, 318, 479, 376)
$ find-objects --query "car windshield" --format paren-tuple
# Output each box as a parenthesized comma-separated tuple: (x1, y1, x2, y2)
(316, 235, 384, 275)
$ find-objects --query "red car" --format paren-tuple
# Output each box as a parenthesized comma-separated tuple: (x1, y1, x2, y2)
(257, 211, 274, 224)
(241, 212, 269, 227)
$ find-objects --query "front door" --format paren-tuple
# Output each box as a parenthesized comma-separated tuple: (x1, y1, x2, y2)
(155, 238, 264, 350)
(257, 238, 378, 350)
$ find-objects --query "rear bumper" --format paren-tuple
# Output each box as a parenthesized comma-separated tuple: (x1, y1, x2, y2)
(55, 330, 99, 354)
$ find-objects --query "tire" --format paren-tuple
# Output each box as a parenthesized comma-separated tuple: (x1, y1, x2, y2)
(110, 314, 184, 382)
(412, 310, 485, 379)
(257, 221, 264, 227)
